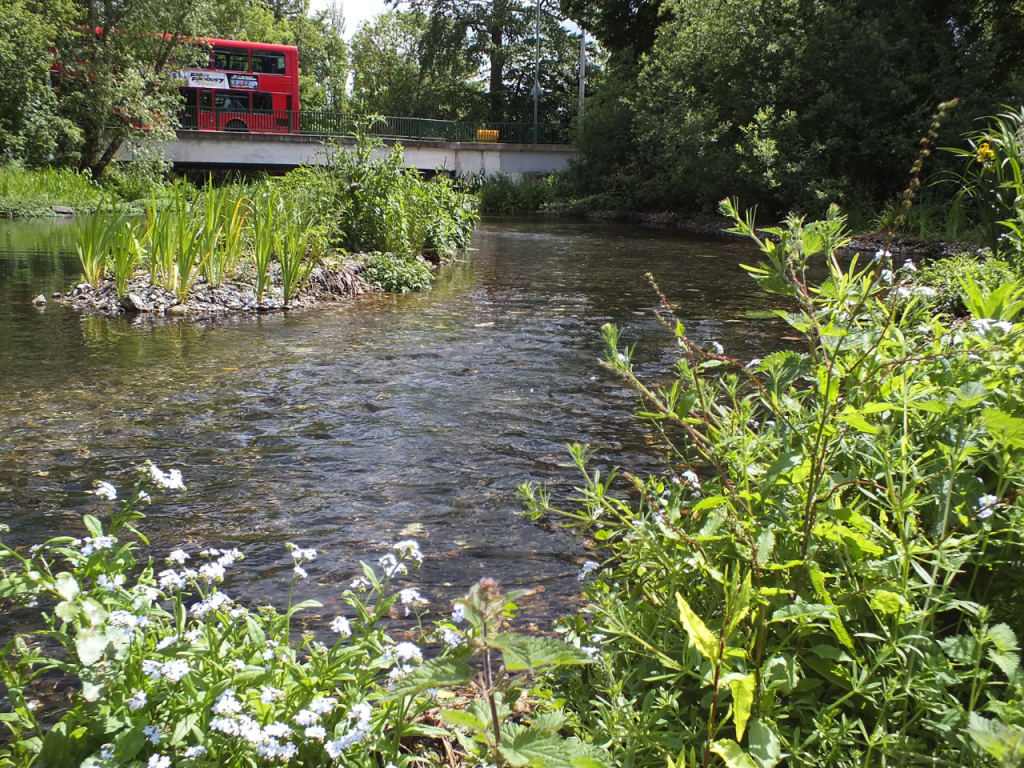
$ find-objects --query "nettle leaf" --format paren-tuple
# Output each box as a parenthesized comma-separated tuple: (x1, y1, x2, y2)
(383, 658, 475, 700)
(967, 712, 1024, 763)
(498, 723, 608, 768)
(711, 739, 757, 768)
(987, 648, 1021, 678)
(676, 593, 720, 660)
(492, 633, 592, 671)
(987, 623, 1020, 653)
(770, 601, 832, 623)
(940, 634, 978, 665)
(981, 408, 1024, 448)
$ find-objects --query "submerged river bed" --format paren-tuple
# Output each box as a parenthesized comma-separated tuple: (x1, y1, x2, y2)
(0, 215, 784, 628)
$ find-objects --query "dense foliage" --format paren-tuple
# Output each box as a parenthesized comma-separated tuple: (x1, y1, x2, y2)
(522, 201, 1024, 766)
(563, 0, 1024, 217)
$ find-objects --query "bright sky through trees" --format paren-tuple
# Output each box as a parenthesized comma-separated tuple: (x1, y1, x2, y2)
(308, 0, 388, 38)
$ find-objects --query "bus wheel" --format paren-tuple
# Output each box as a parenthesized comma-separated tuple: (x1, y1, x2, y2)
(225, 119, 248, 132)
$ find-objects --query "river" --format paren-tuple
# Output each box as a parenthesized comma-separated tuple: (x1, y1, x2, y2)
(0, 215, 783, 628)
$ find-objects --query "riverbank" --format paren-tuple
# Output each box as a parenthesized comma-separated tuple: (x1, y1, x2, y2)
(50, 259, 372, 317)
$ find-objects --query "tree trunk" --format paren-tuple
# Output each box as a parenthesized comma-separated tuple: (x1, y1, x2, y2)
(487, 0, 506, 122)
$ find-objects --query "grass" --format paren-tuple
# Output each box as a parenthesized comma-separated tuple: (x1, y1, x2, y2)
(0, 165, 105, 217)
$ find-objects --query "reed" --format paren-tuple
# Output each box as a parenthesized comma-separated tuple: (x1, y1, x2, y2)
(217, 189, 249, 286)
(199, 182, 226, 287)
(250, 189, 281, 303)
(279, 217, 320, 306)
(75, 205, 120, 286)
(173, 195, 208, 304)
(111, 220, 143, 299)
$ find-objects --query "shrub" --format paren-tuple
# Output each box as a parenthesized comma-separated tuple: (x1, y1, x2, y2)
(522, 200, 1024, 767)
(358, 253, 434, 293)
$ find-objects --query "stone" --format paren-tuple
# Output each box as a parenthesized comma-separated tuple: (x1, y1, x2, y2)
(51, 206, 74, 216)
(166, 304, 188, 316)
(120, 293, 150, 313)
(31, 294, 46, 305)
(52, 292, 62, 298)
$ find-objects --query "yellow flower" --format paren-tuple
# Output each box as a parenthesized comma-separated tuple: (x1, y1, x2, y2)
(977, 141, 996, 164)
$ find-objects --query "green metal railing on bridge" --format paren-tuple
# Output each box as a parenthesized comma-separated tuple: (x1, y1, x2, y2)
(177, 107, 572, 145)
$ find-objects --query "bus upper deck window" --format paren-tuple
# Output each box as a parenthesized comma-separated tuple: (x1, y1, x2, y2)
(252, 52, 286, 75)
(213, 50, 249, 72)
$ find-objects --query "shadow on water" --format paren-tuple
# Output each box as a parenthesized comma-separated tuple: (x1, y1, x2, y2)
(0, 214, 792, 629)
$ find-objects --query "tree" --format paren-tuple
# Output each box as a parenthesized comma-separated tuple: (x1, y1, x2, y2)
(0, 0, 80, 165)
(48, 0, 209, 177)
(559, 0, 663, 57)
(350, 10, 483, 120)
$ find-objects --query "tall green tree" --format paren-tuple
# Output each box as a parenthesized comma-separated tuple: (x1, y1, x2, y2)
(0, 0, 80, 165)
(48, 0, 209, 177)
(350, 10, 483, 119)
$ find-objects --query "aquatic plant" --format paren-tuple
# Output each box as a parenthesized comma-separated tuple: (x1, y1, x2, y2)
(217, 189, 249, 287)
(523, 200, 1024, 767)
(278, 217, 320, 306)
(250, 188, 281, 303)
(172, 192, 208, 305)
(111, 219, 144, 299)
(0, 465, 437, 767)
(75, 205, 120, 286)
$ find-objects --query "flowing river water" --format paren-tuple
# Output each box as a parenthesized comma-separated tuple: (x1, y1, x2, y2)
(0, 215, 787, 630)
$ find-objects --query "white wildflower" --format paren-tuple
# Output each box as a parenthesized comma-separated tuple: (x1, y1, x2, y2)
(183, 746, 207, 758)
(398, 588, 428, 616)
(167, 549, 189, 565)
(581, 646, 600, 658)
(903, 260, 917, 272)
(142, 725, 163, 745)
(260, 686, 284, 705)
(874, 249, 892, 261)
(97, 574, 125, 590)
(330, 616, 352, 637)
(881, 269, 894, 284)
(92, 481, 117, 501)
(146, 463, 185, 491)
(308, 696, 337, 715)
(142, 660, 162, 681)
(210, 717, 240, 736)
(451, 603, 466, 623)
(293, 565, 308, 580)
(287, 543, 317, 563)
(394, 642, 422, 663)
(710, 341, 724, 355)
(147, 755, 170, 768)
(680, 469, 701, 490)
(440, 627, 463, 648)
(745, 357, 762, 370)
(127, 690, 147, 711)
(161, 659, 189, 683)
(191, 591, 232, 617)
(378, 553, 407, 577)
(977, 494, 999, 519)
(198, 562, 225, 583)
(216, 548, 243, 567)
(349, 577, 370, 591)
(99, 743, 115, 760)
(264, 721, 291, 739)
(138, 490, 152, 503)
(305, 725, 327, 741)
(293, 709, 320, 726)
(213, 690, 243, 716)
(577, 561, 599, 581)
(392, 540, 423, 564)
(158, 570, 185, 591)
(229, 659, 245, 671)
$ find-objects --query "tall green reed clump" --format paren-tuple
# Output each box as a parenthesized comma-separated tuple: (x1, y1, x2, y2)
(0, 464, 442, 767)
(111, 220, 143, 299)
(76, 206, 121, 287)
(250, 188, 281, 303)
(522, 201, 1024, 768)
(144, 193, 178, 292)
(198, 183, 250, 289)
(279, 217, 321, 306)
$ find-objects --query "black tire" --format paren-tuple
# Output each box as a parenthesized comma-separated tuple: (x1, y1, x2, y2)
(225, 119, 248, 132)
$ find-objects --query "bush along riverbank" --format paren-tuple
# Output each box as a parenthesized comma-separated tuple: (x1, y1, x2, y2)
(518, 195, 1024, 766)
(46, 135, 476, 315)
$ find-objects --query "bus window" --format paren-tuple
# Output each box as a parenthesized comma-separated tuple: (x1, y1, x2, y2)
(253, 93, 274, 111)
(215, 92, 250, 110)
(213, 50, 249, 72)
(252, 51, 286, 75)
(200, 90, 213, 109)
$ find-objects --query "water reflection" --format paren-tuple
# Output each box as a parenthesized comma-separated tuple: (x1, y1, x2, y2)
(0, 215, 786, 627)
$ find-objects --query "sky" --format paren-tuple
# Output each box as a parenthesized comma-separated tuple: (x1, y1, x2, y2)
(313, 0, 391, 38)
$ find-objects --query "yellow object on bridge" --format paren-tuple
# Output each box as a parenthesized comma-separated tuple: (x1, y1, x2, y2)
(476, 129, 499, 143)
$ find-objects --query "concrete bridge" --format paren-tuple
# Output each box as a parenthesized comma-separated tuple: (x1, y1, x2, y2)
(122, 131, 576, 178)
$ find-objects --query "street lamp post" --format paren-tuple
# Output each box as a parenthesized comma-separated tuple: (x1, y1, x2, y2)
(532, 0, 541, 144)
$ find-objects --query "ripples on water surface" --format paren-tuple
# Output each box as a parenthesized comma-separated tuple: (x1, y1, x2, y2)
(0, 215, 785, 627)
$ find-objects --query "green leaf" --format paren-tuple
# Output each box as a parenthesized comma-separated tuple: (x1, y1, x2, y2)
(382, 658, 476, 700)
(747, 719, 782, 768)
(869, 590, 902, 616)
(676, 592, 719, 660)
(75, 628, 109, 667)
(711, 739, 757, 768)
(492, 633, 592, 671)
(838, 407, 879, 434)
(728, 673, 756, 741)
(55, 600, 82, 622)
(808, 565, 857, 656)
(54, 572, 80, 602)
(115, 724, 148, 762)
(440, 709, 486, 732)
(498, 724, 608, 768)
(83, 515, 103, 539)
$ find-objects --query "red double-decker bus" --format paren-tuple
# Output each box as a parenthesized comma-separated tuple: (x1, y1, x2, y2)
(177, 38, 300, 133)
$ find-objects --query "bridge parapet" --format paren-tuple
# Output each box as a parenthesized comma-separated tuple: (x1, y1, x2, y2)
(120, 131, 576, 177)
